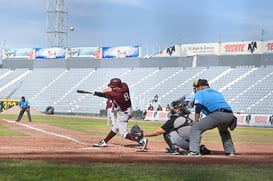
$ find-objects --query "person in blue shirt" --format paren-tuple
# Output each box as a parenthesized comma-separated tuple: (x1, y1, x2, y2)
(16, 96, 32, 122)
(185, 79, 236, 156)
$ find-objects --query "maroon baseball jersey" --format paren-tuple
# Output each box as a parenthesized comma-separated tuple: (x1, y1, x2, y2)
(105, 83, 132, 112)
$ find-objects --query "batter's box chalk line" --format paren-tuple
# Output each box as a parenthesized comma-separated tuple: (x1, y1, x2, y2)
(3, 119, 87, 145)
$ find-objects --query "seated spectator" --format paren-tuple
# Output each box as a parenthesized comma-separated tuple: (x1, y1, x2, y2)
(165, 104, 171, 111)
(157, 105, 163, 111)
(147, 104, 154, 111)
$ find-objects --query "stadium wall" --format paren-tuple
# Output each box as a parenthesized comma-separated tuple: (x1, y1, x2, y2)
(2, 54, 273, 69)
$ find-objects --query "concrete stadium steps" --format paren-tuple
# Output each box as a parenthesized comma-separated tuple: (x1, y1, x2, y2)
(1, 66, 272, 115)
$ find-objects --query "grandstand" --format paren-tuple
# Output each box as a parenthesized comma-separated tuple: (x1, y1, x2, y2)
(1, 39, 273, 120)
(0, 55, 273, 116)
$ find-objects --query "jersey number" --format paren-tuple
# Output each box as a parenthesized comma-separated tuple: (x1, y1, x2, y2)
(124, 92, 130, 101)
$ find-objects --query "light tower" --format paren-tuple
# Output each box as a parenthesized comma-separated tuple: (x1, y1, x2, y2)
(46, 0, 68, 48)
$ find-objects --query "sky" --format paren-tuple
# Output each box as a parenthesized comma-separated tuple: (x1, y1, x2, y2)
(0, 0, 273, 50)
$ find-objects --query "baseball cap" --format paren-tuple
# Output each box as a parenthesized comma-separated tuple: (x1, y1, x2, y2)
(193, 79, 209, 87)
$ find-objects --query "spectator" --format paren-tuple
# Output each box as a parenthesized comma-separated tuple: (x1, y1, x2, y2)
(147, 104, 154, 111)
(165, 104, 171, 111)
(157, 105, 163, 111)
(153, 94, 158, 103)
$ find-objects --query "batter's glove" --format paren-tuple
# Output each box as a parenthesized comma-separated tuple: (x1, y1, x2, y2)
(130, 123, 144, 142)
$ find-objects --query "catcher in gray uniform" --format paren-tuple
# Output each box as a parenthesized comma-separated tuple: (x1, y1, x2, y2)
(137, 99, 210, 155)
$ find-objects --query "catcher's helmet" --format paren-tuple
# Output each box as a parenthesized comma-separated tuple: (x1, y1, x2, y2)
(108, 78, 122, 88)
(193, 79, 209, 88)
(171, 99, 190, 115)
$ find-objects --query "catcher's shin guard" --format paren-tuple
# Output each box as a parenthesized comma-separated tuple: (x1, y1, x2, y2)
(163, 133, 177, 151)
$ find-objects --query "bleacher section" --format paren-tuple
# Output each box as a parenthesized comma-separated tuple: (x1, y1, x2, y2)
(0, 66, 273, 115)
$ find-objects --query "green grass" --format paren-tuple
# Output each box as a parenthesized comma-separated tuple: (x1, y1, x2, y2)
(2, 114, 273, 143)
(0, 160, 272, 181)
(0, 122, 26, 136)
(0, 114, 273, 180)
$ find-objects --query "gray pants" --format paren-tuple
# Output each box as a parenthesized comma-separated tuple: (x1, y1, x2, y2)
(189, 112, 235, 154)
(167, 131, 190, 150)
(16, 108, 32, 122)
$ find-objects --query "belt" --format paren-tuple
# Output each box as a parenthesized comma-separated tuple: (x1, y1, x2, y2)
(215, 108, 233, 113)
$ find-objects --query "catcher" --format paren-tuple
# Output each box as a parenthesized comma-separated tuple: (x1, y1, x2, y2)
(136, 99, 210, 155)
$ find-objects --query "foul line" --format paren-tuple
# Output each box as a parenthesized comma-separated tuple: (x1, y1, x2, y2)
(2, 119, 87, 145)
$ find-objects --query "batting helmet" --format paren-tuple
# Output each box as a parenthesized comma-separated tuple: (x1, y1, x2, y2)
(108, 78, 122, 88)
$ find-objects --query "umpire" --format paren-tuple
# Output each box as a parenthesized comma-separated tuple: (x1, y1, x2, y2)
(16, 96, 32, 122)
(185, 79, 236, 156)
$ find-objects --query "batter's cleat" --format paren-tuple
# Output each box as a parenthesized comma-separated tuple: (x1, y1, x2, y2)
(165, 148, 180, 155)
(93, 140, 107, 147)
(200, 144, 211, 155)
(184, 151, 201, 157)
(225, 152, 236, 157)
(139, 138, 148, 150)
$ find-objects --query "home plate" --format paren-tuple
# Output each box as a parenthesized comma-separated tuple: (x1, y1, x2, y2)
(81, 147, 100, 150)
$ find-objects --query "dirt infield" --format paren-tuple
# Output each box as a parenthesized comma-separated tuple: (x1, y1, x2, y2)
(0, 119, 273, 165)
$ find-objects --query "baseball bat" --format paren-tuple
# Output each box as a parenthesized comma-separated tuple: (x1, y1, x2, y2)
(76, 90, 93, 94)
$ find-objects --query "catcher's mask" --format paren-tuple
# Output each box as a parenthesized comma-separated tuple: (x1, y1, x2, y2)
(170, 99, 190, 115)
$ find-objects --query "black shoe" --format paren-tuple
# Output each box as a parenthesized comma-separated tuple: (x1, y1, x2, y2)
(200, 144, 211, 155)
(165, 148, 180, 155)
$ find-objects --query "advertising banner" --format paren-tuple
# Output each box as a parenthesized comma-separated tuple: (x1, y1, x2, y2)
(0, 99, 19, 112)
(3, 48, 34, 59)
(181, 43, 219, 56)
(152, 45, 180, 57)
(35, 48, 66, 59)
(68, 47, 101, 58)
(263, 40, 273, 54)
(221, 41, 262, 55)
(102, 45, 139, 58)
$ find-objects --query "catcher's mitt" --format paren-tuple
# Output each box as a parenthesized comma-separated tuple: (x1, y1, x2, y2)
(130, 123, 144, 142)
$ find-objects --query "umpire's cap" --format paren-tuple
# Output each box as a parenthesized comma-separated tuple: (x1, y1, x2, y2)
(108, 78, 122, 88)
(193, 79, 209, 87)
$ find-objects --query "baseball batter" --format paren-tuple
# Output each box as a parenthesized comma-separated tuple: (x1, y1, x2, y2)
(93, 78, 148, 150)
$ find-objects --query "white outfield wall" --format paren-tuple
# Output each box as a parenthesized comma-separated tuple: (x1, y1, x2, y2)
(143, 111, 273, 128)
(234, 113, 273, 128)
